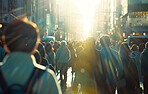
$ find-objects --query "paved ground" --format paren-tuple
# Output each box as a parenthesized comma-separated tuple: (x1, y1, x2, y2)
(57, 67, 75, 94)
(56, 68, 144, 94)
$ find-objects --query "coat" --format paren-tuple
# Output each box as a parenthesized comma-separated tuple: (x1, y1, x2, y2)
(100, 47, 123, 85)
(0, 52, 61, 94)
(47, 51, 55, 67)
(56, 45, 70, 64)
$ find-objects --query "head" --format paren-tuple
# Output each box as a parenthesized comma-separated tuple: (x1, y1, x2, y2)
(54, 41, 58, 45)
(45, 42, 54, 52)
(61, 41, 67, 47)
(131, 44, 138, 51)
(69, 43, 73, 48)
(100, 35, 111, 47)
(84, 37, 95, 49)
(119, 42, 131, 57)
(3, 19, 40, 54)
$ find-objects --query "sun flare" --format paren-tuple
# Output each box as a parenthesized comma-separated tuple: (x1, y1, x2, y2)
(71, 0, 98, 40)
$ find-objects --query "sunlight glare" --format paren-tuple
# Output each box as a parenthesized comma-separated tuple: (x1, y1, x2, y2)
(71, 0, 98, 39)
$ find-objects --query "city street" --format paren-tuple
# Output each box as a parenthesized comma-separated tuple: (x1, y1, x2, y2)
(57, 67, 75, 94)
(1, 0, 148, 94)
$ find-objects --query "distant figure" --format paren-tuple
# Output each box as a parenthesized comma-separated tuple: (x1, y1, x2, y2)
(131, 44, 138, 58)
(37, 42, 49, 66)
(53, 41, 60, 53)
(119, 42, 140, 94)
(100, 35, 123, 94)
(34, 50, 42, 64)
(0, 19, 61, 94)
(45, 42, 55, 67)
(73, 37, 105, 94)
(75, 42, 84, 55)
(135, 43, 145, 82)
(34, 48, 55, 73)
(68, 43, 77, 77)
(56, 41, 71, 91)
(141, 42, 148, 94)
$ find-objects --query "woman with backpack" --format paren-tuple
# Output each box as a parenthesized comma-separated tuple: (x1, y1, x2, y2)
(118, 42, 140, 94)
(0, 19, 61, 94)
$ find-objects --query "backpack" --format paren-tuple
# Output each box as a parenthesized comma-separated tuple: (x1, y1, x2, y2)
(0, 67, 45, 94)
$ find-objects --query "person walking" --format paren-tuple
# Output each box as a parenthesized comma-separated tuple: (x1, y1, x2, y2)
(68, 43, 77, 78)
(56, 41, 71, 92)
(0, 19, 61, 94)
(141, 42, 148, 94)
(131, 44, 138, 58)
(100, 35, 123, 94)
(45, 42, 56, 67)
(119, 42, 140, 94)
(135, 43, 145, 83)
(37, 42, 50, 67)
(73, 37, 106, 94)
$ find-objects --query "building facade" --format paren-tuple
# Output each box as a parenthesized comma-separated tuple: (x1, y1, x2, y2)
(0, 0, 57, 39)
(121, 0, 148, 38)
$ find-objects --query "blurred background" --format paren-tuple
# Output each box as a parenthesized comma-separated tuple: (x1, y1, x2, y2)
(0, 0, 148, 41)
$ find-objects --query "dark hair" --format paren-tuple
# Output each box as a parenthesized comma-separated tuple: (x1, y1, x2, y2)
(131, 44, 138, 51)
(34, 50, 41, 64)
(37, 42, 46, 58)
(119, 42, 131, 57)
(100, 36, 111, 47)
(68, 43, 73, 49)
(3, 19, 39, 53)
(45, 42, 54, 52)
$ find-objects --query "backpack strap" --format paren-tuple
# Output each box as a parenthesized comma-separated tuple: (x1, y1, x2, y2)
(0, 66, 45, 94)
(23, 67, 45, 93)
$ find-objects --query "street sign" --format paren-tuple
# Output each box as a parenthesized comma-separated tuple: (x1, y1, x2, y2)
(2, 14, 10, 23)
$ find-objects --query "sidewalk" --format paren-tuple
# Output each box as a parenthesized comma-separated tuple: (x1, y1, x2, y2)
(57, 67, 75, 94)
(65, 87, 74, 94)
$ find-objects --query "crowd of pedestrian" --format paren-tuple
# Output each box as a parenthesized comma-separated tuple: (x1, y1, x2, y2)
(0, 19, 148, 94)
